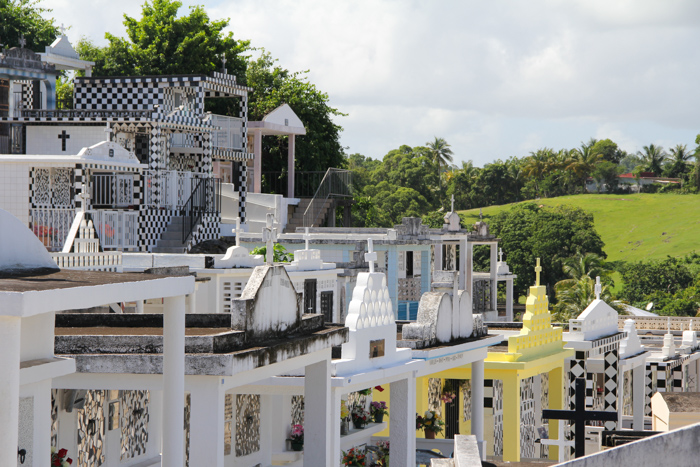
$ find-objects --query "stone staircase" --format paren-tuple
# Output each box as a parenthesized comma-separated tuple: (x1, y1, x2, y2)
(284, 198, 333, 233)
(152, 216, 188, 253)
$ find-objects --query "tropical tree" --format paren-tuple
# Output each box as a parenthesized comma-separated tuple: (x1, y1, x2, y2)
(637, 143, 666, 175)
(664, 144, 693, 178)
(521, 148, 554, 196)
(426, 137, 454, 188)
(553, 276, 619, 322)
(567, 141, 602, 191)
(0, 0, 59, 50)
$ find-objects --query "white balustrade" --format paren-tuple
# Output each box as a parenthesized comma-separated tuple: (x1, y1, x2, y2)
(89, 210, 139, 250)
(30, 208, 74, 251)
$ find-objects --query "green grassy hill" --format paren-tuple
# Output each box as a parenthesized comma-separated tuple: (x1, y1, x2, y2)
(459, 194, 700, 263)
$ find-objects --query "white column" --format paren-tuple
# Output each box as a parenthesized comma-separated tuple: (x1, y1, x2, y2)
(253, 130, 262, 194)
(8, 80, 15, 118)
(186, 292, 196, 314)
(490, 244, 498, 311)
(389, 377, 416, 467)
(633, 364, 645, 430)
(464, 240, 473, 296)
(162, 295, 186, 467)
(471, 360, 486, 460)
(189, 378, 225, 467)
(288, 134, 296, 198)
(33, 380, 52, 466)
(304, 358, 331, 466)
(459, 238, 468, 289)
(434, 242, 443, 273)
(136, 300, 144, 314)
(330, 389, 342, 467)
(506, 278, 513, 322)
(0, 316, 21, 467)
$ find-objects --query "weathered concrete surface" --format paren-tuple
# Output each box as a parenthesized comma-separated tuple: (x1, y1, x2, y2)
(56, 313, 232, 328)
(555, 421, 700, 467)
(453, 435, 481, 467)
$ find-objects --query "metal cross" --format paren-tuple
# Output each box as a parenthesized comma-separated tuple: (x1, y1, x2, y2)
(19, 34, 27, 48)
(304, 227, 311, 250)
(365, 239, 378, 273)
(595, 276, 602, 300)
(543, 378, 617, 458)
(232, 217, 241, 247)
(535, 258, 542, 286)
(58, 130, 70, 151)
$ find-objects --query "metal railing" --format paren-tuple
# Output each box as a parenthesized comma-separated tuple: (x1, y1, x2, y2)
(210, 115, 244, 151)
(89, 210, 139, 250)
(260, 171, 329, 198)
(91, 174, 134, 208)
(182, 177, 221, 243)
(302, 168, 352, 227)
(30, 208, 74, 251)
(143, 170, 207, 210)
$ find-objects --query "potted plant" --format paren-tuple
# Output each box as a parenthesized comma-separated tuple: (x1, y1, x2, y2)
(351, 405, 370, 429)
(341, 447, 366, 466)
(370, 401, 388, 423)
(289, 424, 304, 451)
(416, 410, 444, 439)
(51, 447, 73, 466)
(375, 440, 390, 466)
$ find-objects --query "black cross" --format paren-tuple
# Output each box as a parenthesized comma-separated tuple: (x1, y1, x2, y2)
(542, 378, 617, 458)
(58, 130, 70, 151)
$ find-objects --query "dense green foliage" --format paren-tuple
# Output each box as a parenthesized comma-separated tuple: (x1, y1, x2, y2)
(488, 203, 606, 297)
(0, 0, 58, 50)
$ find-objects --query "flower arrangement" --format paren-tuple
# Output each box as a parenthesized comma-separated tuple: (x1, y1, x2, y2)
(441, 380, 457, 404)
(51, 447, 73, 466)
(341, 402, 350, 420)
(374, 440, 390, 466)
(416, 410, 445, 438)
(341, 447, 366, 466)
(370, 401, 388, 422)
(351, 405, 370, 428)
(290, 424, 304, 443)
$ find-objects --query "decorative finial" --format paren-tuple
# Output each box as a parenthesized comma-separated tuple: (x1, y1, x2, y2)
(365, 239, 378, 273)
(304, 227, 311, 250)
(19, 34, 27, 48)
(595, 276, 602, 300)
(498, 247, 504, 263)
(450, 194, 455, 213)
(534, 258, 542, 286)
(232, 217, 241, 247)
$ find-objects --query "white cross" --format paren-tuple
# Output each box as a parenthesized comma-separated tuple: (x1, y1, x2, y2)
(498, 247, 504, 263)
(232, 217, 241, 247)
(19, 34, 26, 48)
(365, 239, 378, 273)
(262, 213, 277, 265)
(60, 24, 66, 35)
(450, 194, 455, 212)
(595, 276, 602, 300)
(78, 183, 90, 213)
(104, 125, 112, 142)
(221, 52, 227, 72)
(479, 208, 483, 221)
(304, 227, 311, 250)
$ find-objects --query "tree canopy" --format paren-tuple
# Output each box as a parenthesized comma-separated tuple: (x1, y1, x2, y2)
(0, 0, 59, 50)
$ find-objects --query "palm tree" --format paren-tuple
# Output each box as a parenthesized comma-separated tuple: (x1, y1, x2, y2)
(426, 137, 454, 189)
(669, 144, 693, 163)
(567, 141, 602, 192)
(637, 144, 666, 175)
(522, 148, 555, 196)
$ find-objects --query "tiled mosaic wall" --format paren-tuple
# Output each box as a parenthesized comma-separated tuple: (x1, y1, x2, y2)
(428, 378, 442, 413)
(77, 390, 106, 467)
(235, 394, 261, 457)
(520, 376, 537, 459)
(51, 389, 59, 447)
(462, 380, 472, 422)
(119, 390, 149, 460)
(291, 395, 304, 426)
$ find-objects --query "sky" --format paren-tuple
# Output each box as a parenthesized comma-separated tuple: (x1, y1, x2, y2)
(43, 0, 700, 167)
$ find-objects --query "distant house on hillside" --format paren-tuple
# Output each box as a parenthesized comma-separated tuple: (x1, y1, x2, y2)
(586, 172, 681, 193)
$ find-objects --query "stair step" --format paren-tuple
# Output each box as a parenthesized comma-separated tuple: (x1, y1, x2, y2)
(152, 246, 186, 253)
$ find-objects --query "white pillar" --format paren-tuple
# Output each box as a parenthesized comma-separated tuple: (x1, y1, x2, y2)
(389, 377, 416, 467)
(33, 380, 52, 466)
(8, 80, 15, 118)
(633, 364, 645, 430)
(490, 244, 498, 311)
(253, 130, 262, 194)
(189, 378, 225, 467)
(162, 295, 186, 467)
(459, 238, 468, 290)
(471, 360, 486, 460)
(330, 389, 342, 467)
(135, 300, 144, 314)
(186, 292, 196, 314)
(465, 240, 473, 297)
(506, 278, 513, 322)
(304, 358, 331, 466)
(434, 242, 443, 273)
(0, 316, 21, 467)
(288, 134, 296, 198)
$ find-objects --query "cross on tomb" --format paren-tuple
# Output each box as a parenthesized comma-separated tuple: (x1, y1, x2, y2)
(543, 378, 617, 458)
(19, 34, 26, 48)
(535, 257, 542, 286)
(262, 213, 277, 265)
(304, 227, 311, 250)
(221, 52, 227, 73)
(365, 238, 378, 273)
(498, 247, 504, 263)
(479, 208, 483, 222)
(78, 183, 90, 213)
(60, 24, 66, 35)
(58, 130, 70, 151)
(595, 276, 602, 300)
(450, 194, 455, 212)
(232, 217, 241, 247)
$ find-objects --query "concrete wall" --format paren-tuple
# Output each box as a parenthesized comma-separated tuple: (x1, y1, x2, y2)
(556, 422, 700, 467)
